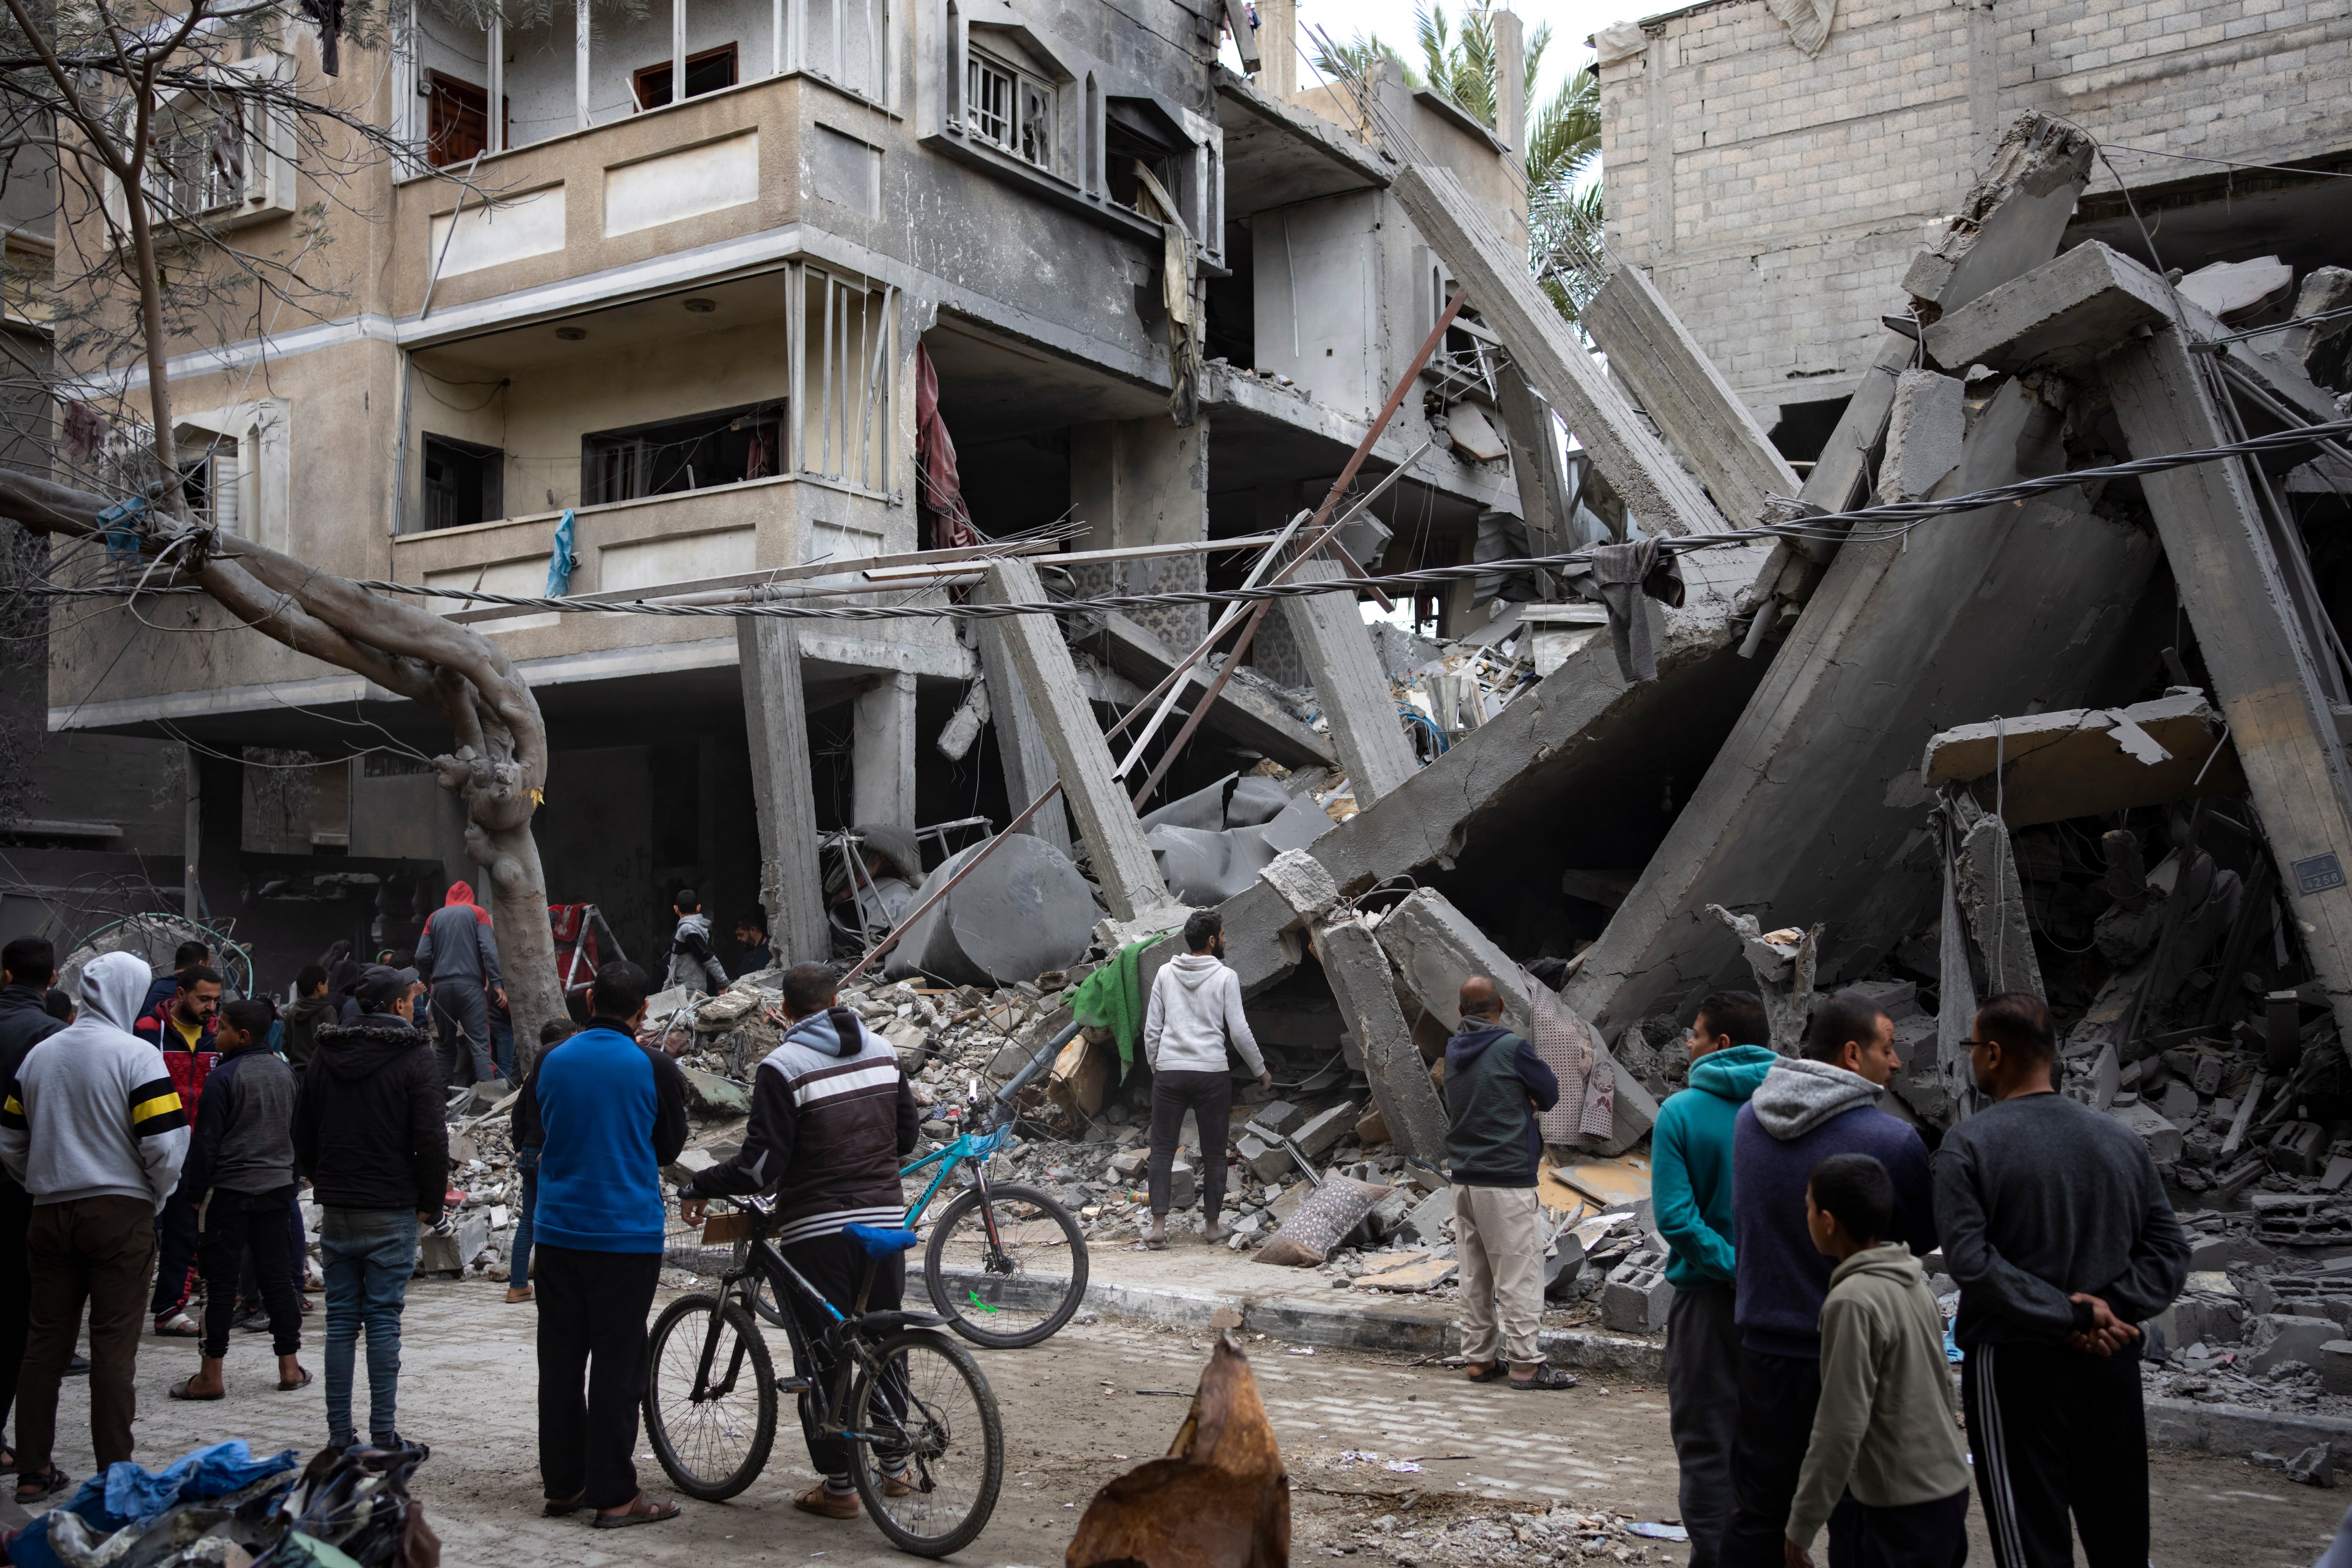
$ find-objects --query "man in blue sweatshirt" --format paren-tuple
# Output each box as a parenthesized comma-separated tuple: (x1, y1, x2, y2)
(1723, 989, 1936, 1568)
(1652, 990, 1777, 1568)
(1444, 976, 1570, 1392)
(520, 960, 688, 1530)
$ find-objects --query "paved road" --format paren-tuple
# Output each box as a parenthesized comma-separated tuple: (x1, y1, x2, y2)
(16, 1278, 2345, 1567)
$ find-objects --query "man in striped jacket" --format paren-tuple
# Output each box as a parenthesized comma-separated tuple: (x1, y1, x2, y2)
(0, 950, 190, 1501)
(680, 961, 918, 1521)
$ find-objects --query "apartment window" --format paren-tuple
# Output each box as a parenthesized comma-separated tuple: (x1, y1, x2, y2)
(148, 94, 245, 217)
(966, 48, 1051, 170)
(177, 440, 239, 533)
(426, 72, 505, 167)
(422, 434, 504, 531)
(633, 44, 739, 111)
(581, 401, 784, 506)
(1104, 98, 1180, 214)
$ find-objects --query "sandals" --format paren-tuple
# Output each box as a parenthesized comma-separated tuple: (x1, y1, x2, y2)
(1509, 1365, 1578, 1392)
(590, 1493, 682, 1529)
(794, 1484, 861, 1519)
(543, 1492, 586, 1517)
(0, 1444, 16, 1474)
(16, 1467, 70, 1503)
(168, 1377, 224, 1401)
(153, 1312, 201, 1338)
(278, 1369, 313, 1391)
(1464, 1362, 1510, 1384)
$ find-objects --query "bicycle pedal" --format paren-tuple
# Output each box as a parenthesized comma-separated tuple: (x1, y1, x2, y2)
(776, 1375, 813, 1393)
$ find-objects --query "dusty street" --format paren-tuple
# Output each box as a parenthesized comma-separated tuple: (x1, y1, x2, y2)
(10, 1277, 2344, 1568)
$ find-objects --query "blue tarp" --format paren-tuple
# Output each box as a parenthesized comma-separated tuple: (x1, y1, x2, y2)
(9, 1440, 300, 1568)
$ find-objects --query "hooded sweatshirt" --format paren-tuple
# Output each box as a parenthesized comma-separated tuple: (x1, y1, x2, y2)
(1443, 1021, 1560, 1187)
(280, 993, 338, 1068)
(1787, 1242, 1973, 1547)
(416, 881, 501, 991)
(1651, 1043, 1777, 1289)
(1732, 1057, 1937, 1358)
(666, 911, 729, 995)
(1143, 952, 1266, 1077)
(293, 1012, 449, 1215)
(0, 951, 189, 1209)
(687, 1006, 920, 1245)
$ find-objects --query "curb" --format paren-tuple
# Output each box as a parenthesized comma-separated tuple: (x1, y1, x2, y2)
(2147, 1397, 2352, 1465)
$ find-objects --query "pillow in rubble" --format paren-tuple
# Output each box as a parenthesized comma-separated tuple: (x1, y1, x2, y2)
(1255, 1176, 1393, 1267)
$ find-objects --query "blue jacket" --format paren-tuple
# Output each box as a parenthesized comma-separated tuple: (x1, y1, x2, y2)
(522, 1023, 690, 1253)
(1651, 1043, 1776, 1290)
(1732, 1057, 1937, 1359)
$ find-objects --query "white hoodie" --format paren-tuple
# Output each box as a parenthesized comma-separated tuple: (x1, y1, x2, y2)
(0, 950, 190, 1209)
(1143, 953, 1266, 1076)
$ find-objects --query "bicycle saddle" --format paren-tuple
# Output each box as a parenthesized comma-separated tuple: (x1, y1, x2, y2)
(842, 1224, 921, 1258)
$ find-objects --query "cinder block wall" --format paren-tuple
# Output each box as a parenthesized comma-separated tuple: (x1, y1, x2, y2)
(1596, 0, 2352, 429)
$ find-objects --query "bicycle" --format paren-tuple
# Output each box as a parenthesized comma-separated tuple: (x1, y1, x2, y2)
(736, 1022, 1091, 1350)
(644, 1201, 1005, 1558)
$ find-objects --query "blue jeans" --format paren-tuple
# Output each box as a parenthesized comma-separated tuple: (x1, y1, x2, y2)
(509, 1149, 538, 1290)
(490, 1014, 516, 1082)
(321, 1208, 417, 1448)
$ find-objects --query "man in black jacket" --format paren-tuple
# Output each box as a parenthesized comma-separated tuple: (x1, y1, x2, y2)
(293, 965, 448, 1453)
(680, 962, 917, 1521)
(0, 938, 65, 1468)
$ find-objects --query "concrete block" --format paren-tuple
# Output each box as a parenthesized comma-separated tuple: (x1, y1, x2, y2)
(2255, 1193, 2352, 1248)
(2190, 1234, 2278, 1270)
(2322, 1341, 2352, 1396)
(1293, 1101, 1356, 1160)
(1365, 1188, 1413, 1243)
(1600, 1246, 1675, 1333)
(2249, 1313, 2341, 1373)
(414, 1213, 490, 1275)
(1109, 1147, 1149, 1181)
(1258, 848, 1340, 922)
(1253, 1099, 1305, 1133)
(2108, 1099, 2183, 1164)
(1238, 1134, 1296, 1183)
(679, 1067, 752, 1119)
(1168, 1161, 1197, 1210)
(2159, 1079, 2200, 1124)
(2173, 1291, 2250, 1347)
(1877, 370, 1964, 503)
(1403, 1187, 1454, 1245)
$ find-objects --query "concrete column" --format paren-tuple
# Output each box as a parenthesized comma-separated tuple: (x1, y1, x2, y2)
(1069, 417, 1210, 649)
(973, 592, 1074, 860)
(1492, 9, 1526, 162)
(738, 618, 829, 963)
(1255, 0, 1295, 99)
(1279, 557, 1419, 806)
(1309, 916, 1448, 1164)
(980, 558, 1170, 921)
(850, 671, 918, 828)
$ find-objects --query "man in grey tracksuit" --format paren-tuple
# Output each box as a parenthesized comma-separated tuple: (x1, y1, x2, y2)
(417, 880, 503, 1091)
(1141, 909, 1269, 1248)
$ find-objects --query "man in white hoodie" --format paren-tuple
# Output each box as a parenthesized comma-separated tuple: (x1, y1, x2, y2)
(0, 951, 191, 1501)
(1141, 910, 1270, 1248)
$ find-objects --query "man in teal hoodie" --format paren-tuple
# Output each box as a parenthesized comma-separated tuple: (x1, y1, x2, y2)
(1653, 990, 1777, 1568)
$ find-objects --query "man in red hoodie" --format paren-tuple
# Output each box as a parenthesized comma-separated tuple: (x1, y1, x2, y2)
(416, 882, 506, 1095)
(136, 966, 222, 1338)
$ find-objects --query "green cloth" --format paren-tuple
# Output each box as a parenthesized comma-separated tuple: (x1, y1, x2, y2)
(1068, 936, 1169, 1075)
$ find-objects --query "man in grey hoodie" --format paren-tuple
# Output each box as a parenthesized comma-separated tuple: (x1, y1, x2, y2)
(0, 951, 191, 1500)
(1141, 909, 1269, 1248)
(1723, 990, 1936, 1568)
(664, 890, 729, 996)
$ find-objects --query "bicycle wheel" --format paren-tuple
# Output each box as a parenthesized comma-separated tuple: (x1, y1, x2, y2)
(732, 1240, 788, 1327)
(923, 1183, 1089, 1348)
(642, 1292, 777, 1501)
(849, 1329, 1004, 1558)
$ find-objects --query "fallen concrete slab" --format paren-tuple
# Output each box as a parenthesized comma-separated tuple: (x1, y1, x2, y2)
(1921, 691, 2246, 827)
(1084, 612, 1333, 771)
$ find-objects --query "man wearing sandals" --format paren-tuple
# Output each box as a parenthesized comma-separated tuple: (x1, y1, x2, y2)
(170, 997, 309, 1403)
(1444, 977, 1573, 1393)
(0, 951, 190, 1503)
(678, 961, 921, 1521)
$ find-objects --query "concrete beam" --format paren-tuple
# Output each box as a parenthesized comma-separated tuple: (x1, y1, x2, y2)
(974, 575, 1073, 860)
(1954, 799, 2045, 1000)
(1390, 162, 1726, 537)
(1084, 613, 1333, 770)
(980, 558, 1171, 922)
(1375, 889, 1657, 1157)
(1309, 915, 1449, 1165)
(1493, 362, 1574, 560)
(738, 618, 828, 964)
(1582, 263, 1802, 529)
(850, 671, 917, 829)
(1924, 240, 2176, 374)
(1277, 558, 1420, 806)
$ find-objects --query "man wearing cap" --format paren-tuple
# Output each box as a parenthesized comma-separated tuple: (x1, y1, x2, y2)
(293, 964, 448, 1454)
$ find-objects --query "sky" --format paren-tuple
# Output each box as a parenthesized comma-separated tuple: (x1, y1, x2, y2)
(1219, 0, 1635, 112)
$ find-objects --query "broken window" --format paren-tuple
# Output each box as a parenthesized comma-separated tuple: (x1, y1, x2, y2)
(632, 43, 739, 111)
(147, 93, 246, 216)
(421, 433, 504, 531)
(425, 71, 502, 167)
(580, 400, 786, 506)
(176, 438, 239, 533)
(966, 47, 1052, 171)
(804, 0, 889, 101)
(1104, 98, 1180, 215)
(801, 268, 894, 492)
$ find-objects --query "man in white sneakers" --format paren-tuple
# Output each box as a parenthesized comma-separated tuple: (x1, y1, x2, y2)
(0, 951, 190, 1501)
(1141, 910, 1269, 1248)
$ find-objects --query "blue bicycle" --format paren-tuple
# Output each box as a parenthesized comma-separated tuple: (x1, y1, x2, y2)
(738, 1024, 1090, 1349)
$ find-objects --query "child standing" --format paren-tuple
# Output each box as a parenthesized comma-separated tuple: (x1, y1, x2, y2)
(1785, 1153, 1972, 1568)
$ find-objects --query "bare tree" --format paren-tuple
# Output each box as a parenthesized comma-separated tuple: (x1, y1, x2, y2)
(0, 0, 571, 1060)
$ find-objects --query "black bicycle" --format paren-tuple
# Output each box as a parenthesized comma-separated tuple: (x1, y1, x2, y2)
(643, 1202, 1005, 1557)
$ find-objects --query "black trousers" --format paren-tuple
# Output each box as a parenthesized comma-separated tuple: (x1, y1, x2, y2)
(150, 1184, 200, 1319)
(1962, 1342, 2148, 1568)
(199, 1185, 302, 1360)
(1723, 1346, 1822, 1568)
(1665, 1283, 1740, 1568)
(1827, 1489, 1970, 1568)
(780, 1229, 905, 1479)
(0, 1180, 31, 1443)
(1147, 1069, 1232, 1220)
(535, 1244, 661, 1510)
